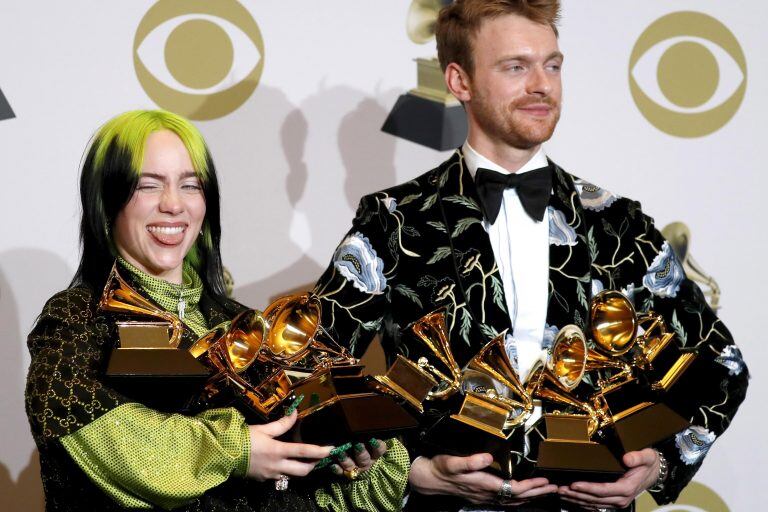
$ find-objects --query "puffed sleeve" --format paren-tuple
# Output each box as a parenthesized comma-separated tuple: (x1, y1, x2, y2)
(313, 439, 410, 512)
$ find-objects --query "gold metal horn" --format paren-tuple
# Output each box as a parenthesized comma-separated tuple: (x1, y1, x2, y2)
(261, 293, 354, 365)
(99, 264, 183, 348)
(661, 222, 721, 311)
(525, 361, 600, 436)
(464, 334, 533, 428)
(548, 325, 587, 391)
(406, 0, 447, 44)
(409, 309, 462, 399)
(589, 290, 638, 356)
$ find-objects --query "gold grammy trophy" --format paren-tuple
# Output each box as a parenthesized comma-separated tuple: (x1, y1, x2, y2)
(381, 0, 467, 150)
(528, 290, 695, 482)
(373, 309, 533, 477)
(190, 293, 418, 445)
(100, 264, 210, 409)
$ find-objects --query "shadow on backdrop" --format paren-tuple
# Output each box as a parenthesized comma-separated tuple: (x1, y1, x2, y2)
(0, 249, 72, 512)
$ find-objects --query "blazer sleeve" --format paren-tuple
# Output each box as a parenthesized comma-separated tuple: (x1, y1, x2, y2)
(314, 194, 399, 358)
(25, 289, 250, 510)
(627, 205, 749, 505)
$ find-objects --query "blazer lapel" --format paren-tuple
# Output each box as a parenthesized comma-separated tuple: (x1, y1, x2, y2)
(544, 163, 592, 335)
(434, 150, 512, 350)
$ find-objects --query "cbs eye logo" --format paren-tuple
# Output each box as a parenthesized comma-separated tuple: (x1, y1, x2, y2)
(637, 481, 730, 512)
(134, 0, 264, 120)
(629, 12, 746, 138)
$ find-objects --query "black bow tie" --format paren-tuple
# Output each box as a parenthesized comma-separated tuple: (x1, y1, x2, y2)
(474, 165, 552, 224)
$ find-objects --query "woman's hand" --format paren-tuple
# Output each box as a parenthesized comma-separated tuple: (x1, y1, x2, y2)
(329, 438, 389, 476)
(558, 448, 660, 509)
(409, 453, 557, 505)
(246, 410, 333, 481)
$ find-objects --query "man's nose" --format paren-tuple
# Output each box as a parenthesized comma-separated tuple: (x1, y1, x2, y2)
(527, 65, 552, 96)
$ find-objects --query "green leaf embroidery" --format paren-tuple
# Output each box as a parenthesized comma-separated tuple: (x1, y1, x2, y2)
(417, 275, 438, 288)
(478, 323, 499, 339)
(587, 226, 599, 263)
(395, 284, 423, 308)
(490, 275, 507, 313)
(421, 193, 438, 211)
(427, 221, 447, 233)
(671, 310, 688, 346)
(444, 195, 480, 211)
(361, 319, 383, 331)
(402, 225, 420, 237)
(452, 217, 481, 238)
(439, 169, 450, 188)
(427, 246, 452, 264)
(459, 308, 472, 346)
(400, 193, 422, 206)
(576, 281, 589, 310)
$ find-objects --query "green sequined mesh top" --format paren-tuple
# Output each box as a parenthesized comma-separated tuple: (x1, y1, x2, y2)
(24, 261, 409, 511)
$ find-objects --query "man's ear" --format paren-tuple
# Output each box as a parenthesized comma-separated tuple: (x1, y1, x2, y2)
(445, 62, 472, 103)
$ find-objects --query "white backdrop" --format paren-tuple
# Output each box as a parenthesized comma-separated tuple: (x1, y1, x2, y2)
(0, 1, 763, 510)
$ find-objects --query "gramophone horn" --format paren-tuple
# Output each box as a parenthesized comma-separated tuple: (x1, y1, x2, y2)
(549, 325, 587, 391)
(589, 290, 637, 356)
(99, 264, 184, 348)
(409, 308, 462, 399)
(406, 0, 450, 44)
(662, 221, 721, 311)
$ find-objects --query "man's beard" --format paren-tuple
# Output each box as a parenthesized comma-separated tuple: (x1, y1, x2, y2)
(471, 93, 561, 150)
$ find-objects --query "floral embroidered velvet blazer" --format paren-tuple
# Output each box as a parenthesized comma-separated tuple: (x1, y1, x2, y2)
(314, 150, 748, 506)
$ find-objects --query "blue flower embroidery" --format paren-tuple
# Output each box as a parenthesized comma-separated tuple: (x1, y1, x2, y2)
(542, 324, 559, 352)
(716, 345, 746, 376)
(381, 196, 398, 213)
(590, 279, 604, 299)
(579, 182, 618, 211)
(643, 241, 685, 298)
(675, 426, 716, 465)
(333, 232, 387, 295)
(548, 207, 577, 246)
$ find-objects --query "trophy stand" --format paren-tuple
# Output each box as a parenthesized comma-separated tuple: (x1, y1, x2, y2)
(533, 414, 624, 485)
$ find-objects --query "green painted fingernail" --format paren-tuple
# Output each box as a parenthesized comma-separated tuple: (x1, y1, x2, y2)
(330, 442, 352, 457)
(330, 464, 343, 475)
(367, 438, 380, 448)
(353, 442, 365, 454)
(284, 394, 305, 416)
(314, 456, 332, 470)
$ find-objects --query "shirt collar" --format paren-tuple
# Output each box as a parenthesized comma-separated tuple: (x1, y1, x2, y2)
(462, 141, 549, 179)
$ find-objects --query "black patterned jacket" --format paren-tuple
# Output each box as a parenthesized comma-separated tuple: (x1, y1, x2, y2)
(314, 150, 748, 509)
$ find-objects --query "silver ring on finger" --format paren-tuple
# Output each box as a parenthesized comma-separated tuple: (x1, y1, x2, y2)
(496, 479, 514, 501)
(274, 474, 289, 491)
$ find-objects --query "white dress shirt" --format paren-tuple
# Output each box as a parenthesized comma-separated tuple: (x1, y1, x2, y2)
(462, 142, 550, 383)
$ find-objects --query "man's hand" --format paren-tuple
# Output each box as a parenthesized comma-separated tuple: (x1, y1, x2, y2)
(409, 453, 557, 505)
(558, 448, 660, 509)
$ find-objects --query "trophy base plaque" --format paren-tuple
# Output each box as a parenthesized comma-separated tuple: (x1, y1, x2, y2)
(420, 412, 528, 479)
(604, 402, 689, 454)
(532, 414, 624, 485)
(535, 440, 625, 485)
(106, 322, 210, 410)
(381, 93, 467, 151)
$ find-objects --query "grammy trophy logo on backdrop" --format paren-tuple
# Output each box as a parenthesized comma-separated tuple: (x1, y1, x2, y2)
(134, 0, 264, 120)
(0, 87, 15, 121)
(629, 11, 746, 138)
(637, 481, 730, 512)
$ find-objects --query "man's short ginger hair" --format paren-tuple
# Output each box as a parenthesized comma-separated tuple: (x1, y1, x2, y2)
(436, 0, 561, 76)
